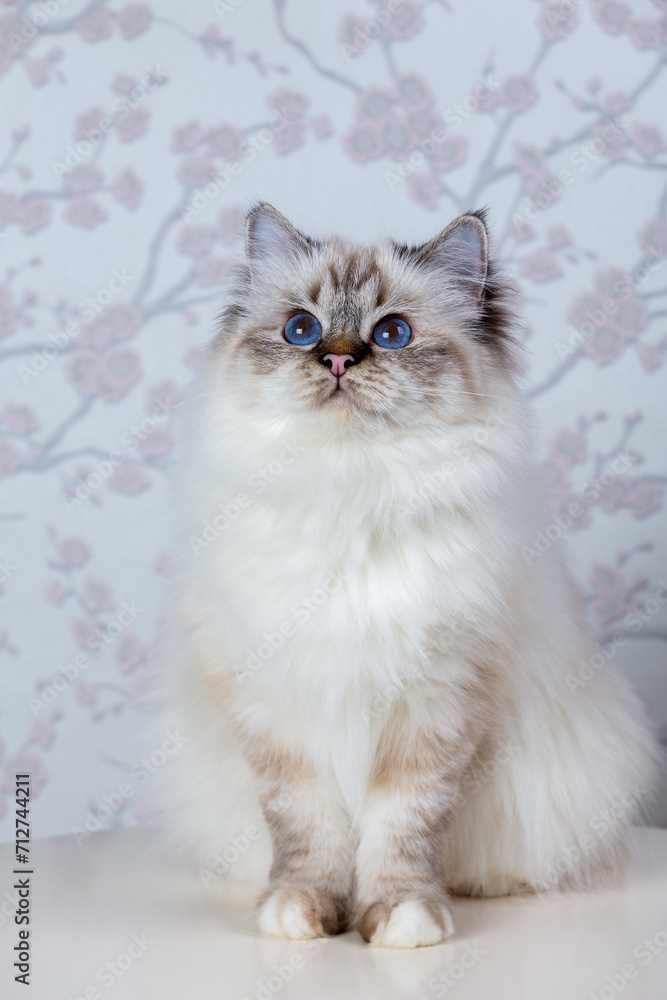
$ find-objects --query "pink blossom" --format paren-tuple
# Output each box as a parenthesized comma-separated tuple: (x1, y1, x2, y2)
(137, 428, 174, 459)
(72, 616, 98, 649)
(0, 440, 18, 475)
(637, 343, 663, 373)
(609, 297, 647, 338)
(395, 74, 432, 109)
(171, 121, 203, 152)
(107, 463, 150, 495)
(112, 73, 138, 95)
(65, 197, 107, 229)
(6, 403, 39, 435)
(605, 92, 631, 114)
(519, 251, 562, 284)
(0, 191, 16, 228)
(117, 4, 152, 40)
(75, 6, 113, 42)
(433, 135, 468, 173)
(74, 680, 97, 707)
(111, 168, 143, 209)
(632, 123, 665, 159)
(537, 2, 579, 40)
(3, 753, 47, 795)
(153, 553, 172, 576)
(193, 255, 235, 287)
(509, 218, 535, 242)
(593, 122, 627, 160)
(74, 107, 105, 141)
(177, 224, 214, 257)
(338, 13, 369, 57)
(63, 165, 104, 193)
(145, 379, 180, 414)
(267, 88, 309, 119)
(114, 634, 145, 673)
(407, 108, 443, 142)
(217, 205, 245, 244)
(593, 267, 632, 301)
(312, 115, 333, 140)
(626, 483, 664, 519)
(30, 719, 55, 748)
(591, 1, 631, 36)
(627, 18, 662, 49)
(97, 348, 142, 402)
(26, 59, 50, 87)
(549, 428, 588, 467)
(65, 353, 98, 395)
(552, 491, 592, 531)
(582, 323, 633, 366)
(81, 576, 114, 613)
(0, 286, 15, 339)
(500, 75, 538, 114)
(79, 304, 141, 349)
(273, 120, 305, 156)
(342, 124, 382, 163)
(385, 1, 424, 40)
(597, 476, 632, 513)
(638, 218, 667, 256)
(176, 156, 217, 187)
(406, 173, 442, 211)
(45, 578, 69, 605)
(16, 197, 50, 234)
(59, 536, 91, 568)
(115, 107, 149, 143)
(546, 226, 572, 248)
(207, 123, 246, 160)
(356, 88, 394, 122)
(380, 118, 414, 161)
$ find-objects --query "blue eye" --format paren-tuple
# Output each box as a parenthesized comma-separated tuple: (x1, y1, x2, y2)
(283, 312, 322, 346)
(372, 316, 412, 349)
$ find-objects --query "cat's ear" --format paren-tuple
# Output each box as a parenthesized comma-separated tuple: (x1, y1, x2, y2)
(245, 203, 311, 278)
(415, 212, 489, 303)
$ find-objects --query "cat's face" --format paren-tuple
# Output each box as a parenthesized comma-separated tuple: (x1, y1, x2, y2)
(214, 204, 516, 434)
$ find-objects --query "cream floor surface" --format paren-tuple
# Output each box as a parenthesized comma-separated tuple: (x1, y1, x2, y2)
(1, 826, 666, 1000)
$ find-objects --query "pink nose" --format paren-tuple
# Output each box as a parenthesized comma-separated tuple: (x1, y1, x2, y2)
(323, 353, 355, 377)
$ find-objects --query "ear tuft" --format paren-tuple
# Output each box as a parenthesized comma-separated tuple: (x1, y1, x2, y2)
(245, 203, 310, 275)
(416, 212, 489, 302)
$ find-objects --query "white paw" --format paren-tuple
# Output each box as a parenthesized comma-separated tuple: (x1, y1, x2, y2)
(256, 884, 342, 940)
(361, 897, 455, 949)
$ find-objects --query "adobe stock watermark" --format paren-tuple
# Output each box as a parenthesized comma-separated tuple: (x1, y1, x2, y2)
(180, 108, 300, 222)
(28, 600, 144, 717)
(398, 404, 507, 515)
(64, 933, 154, 1000)
(537, 780, 648, 892)
(418, 941, 487, 998)
(522, 451, 635, 564)
(450, 740, 522, 810)
(0, 557, 17, 584)
(236, 573, 348, 684)
(556, 248, 666, 360)
(51, 67, 166, 180)
(8, 0, 73, 53)
(589, 920, 667, 1000)
(566, 580, 667, 693)
(17, 268, 135, 385)
(189, 438, 304, 554)
(71, 729, 188, 846)
(385, 76, 500, 192)
(511, 116, 628, 236)
(63, 395, 173, 512)
(361, 662, 427, 726)
(213, 0, 245, 19)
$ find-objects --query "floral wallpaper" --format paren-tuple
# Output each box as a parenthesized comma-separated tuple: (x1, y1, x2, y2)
(0, 0, 666, 843)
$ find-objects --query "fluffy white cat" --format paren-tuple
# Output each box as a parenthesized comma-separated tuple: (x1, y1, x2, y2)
(155, 204, 660, 948)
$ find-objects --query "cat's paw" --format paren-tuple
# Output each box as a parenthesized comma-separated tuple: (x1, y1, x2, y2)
(357, 895, 454, 948)
(255, 883, 346, 940)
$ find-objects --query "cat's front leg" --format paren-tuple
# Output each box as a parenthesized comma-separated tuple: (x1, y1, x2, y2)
(355, 722, 476, 949)
(248, 745, 354, 941)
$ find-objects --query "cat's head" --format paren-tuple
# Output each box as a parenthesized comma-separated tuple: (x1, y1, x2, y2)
(213, 203, 519, 434)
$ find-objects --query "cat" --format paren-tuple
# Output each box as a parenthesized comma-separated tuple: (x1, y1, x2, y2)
(154, 203, 661, 949)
